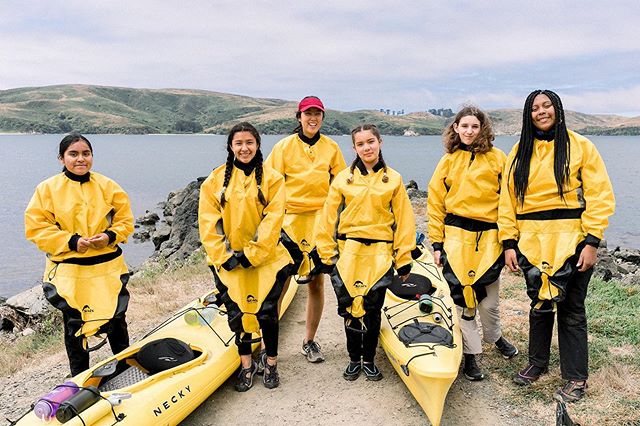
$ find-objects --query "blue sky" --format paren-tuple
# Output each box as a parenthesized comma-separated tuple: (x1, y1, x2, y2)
(1, 0, 639, 115)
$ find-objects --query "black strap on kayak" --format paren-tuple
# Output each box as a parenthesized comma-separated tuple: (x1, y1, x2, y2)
(6, 404, 34, 425)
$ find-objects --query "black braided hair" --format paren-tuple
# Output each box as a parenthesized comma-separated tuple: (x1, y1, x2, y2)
(220, 122, 266, 207)
(510, 89, 570, 206)
(348, 124, 389, 183)
(253, 150, 267, 206)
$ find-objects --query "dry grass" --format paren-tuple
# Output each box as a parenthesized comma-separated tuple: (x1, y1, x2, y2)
(478, 272, 640, 425)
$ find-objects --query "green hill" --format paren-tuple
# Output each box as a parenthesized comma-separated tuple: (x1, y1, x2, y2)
(1, 84, 638, 135)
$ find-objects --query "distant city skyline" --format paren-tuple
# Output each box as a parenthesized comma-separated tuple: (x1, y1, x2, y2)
(1, 1, 639, 116)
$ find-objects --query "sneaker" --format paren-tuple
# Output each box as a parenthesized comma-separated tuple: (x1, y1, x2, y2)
(362, 362, 383, 381)
(235, 361, 258, 392)
(343, 361, 361, 381)
(256, 349, 267, 375)
(301, 340, 325, 363)
(463, 354, 484, 381)
(554, 380, 588, 403)
(263, 359, 280, 389)
(495, 336, 519, 359)
(513, 364, 549, 386)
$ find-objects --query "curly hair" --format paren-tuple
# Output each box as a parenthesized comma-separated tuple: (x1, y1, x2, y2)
(442, 106, 495, 154)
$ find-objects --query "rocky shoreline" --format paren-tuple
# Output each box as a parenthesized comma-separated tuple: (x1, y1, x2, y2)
(2, 178, 637, 337)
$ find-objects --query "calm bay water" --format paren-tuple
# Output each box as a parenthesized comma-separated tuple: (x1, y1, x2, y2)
(1, 134, 637, 298)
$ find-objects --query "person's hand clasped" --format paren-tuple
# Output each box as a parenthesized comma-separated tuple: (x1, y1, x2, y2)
(505, 248, 519, 272)
(76, 237, 92, 253)
(87, 233, 110, 249)
(577, 244, 597, 272)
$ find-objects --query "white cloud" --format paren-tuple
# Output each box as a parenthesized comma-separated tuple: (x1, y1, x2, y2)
(1, 1, 639, 114)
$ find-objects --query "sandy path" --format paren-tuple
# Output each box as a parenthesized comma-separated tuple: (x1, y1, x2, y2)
(181, 278, 534, 426)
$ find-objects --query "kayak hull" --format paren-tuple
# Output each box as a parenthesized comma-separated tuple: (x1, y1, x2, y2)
(379, 251, 462, 426)
(17, 283, 298, 426)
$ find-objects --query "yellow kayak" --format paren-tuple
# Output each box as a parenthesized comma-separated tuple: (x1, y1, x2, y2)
(15, 283, 298, 426)
(379, 249, 462, 426)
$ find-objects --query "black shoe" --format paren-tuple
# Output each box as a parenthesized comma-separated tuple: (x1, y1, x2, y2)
(463, 354, 484, 381)
(513, 363, 548, 386)
(495, 336, 519, 359)
(256, 349, 267, 375)
(343, 361, 361, 381)
(362, 362, 383, 381)
(263, 359, 280, 389)
(554, 380, 588, 403)
(235, 361, 258, 392)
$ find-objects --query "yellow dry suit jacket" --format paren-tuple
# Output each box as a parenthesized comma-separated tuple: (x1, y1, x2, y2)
(265, 132, 346, 275)
(316, 162, 416, 318)
(198, 163, 292, 333)
(498, 130, 615, 307)
(24, 171, 133, 341)
(427, 146, 506, 310)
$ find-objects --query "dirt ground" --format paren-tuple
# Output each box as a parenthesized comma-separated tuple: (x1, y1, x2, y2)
(2, 277, 551, 426)
(180, 278, 536, 426)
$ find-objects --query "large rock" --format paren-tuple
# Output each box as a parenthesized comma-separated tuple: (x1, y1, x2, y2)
(136, 211, 160, 226)
(152, 222, 172, 250)
(614, 248, 640, 265)
(5, 285, 51, 317)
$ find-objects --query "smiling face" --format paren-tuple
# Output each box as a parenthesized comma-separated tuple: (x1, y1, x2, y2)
(298, 107, 323, 137)
(230, 131, 258, 164)
(453, 114, 481, 146)
(531, 93, 556, 132)
(353, 129, 381, 168)
(59, 140, 93, 175)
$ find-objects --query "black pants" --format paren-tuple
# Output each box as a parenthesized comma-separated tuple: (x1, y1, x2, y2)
(63, 312, 129, 376)
(344, 286, 386, 363)
(528, 267, 592, 381)
(237, 318, 279, 357)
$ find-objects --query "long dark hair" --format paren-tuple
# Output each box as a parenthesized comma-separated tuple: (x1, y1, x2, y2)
(442, 105, 494, 154)
(347, 124, 389, 184)
(220, 122, 266, 207)
(293, 95, 325, 134)
(58, 133, 92, 172)
(510, 90, 570, 205)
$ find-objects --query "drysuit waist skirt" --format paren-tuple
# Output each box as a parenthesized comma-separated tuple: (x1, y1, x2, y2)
(441, 214, 503, 309)
(43, 249, 129, 340)
(332, 239, 394, 319)
(516, 212, 585, 306)
(216, 244, 292, 333)
(281, 210, 320, 276)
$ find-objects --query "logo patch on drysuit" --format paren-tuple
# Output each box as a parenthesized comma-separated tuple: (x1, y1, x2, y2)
(82, 304, 94, 313)
(354, 280, 367, 288)
(467, 270, 476, 278)
(541, 261, 553, 271)
(246, 295, 258, 304)
(300, 239, 311, 249)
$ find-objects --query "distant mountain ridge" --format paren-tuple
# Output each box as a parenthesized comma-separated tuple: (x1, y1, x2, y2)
(1, 84, 638, 136)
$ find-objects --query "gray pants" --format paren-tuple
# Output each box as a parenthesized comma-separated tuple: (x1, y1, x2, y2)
(456, 280, 502, 355)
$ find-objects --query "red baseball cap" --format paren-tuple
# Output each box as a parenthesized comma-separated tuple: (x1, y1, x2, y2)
(298, 96, 325, 112)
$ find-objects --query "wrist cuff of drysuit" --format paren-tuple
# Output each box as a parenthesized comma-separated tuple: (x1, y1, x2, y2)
(68, 234, 81, 251)
(105, 230, 117, 244)
(584, 234, 601, 248)
(431, 242, 443, 252)
(502, 239, 518, 250)
(396, 264, 412, 276)
(238, 253, 252, 268)
(221, 255, 240, 271)
(411, 247, 423, 259)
